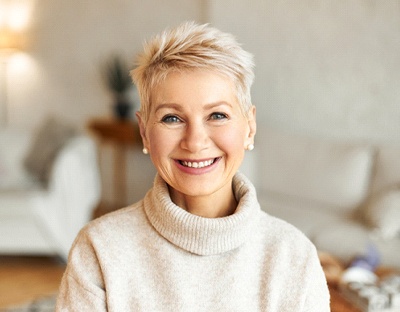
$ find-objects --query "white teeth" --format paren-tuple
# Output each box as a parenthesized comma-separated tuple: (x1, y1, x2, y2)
(181, 159, 215, 168)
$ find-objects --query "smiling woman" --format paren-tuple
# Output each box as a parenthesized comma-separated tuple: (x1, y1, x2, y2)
(56, 22, 330, 311)
(138, 70, 255, 217)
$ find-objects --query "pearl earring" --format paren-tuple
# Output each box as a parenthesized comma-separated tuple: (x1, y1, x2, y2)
(247, 144, 254, 151)
(142, 147, 149, 155)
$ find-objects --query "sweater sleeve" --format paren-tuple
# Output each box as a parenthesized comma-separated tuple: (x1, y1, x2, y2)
(302, 247, 331, 312)
(56, 229, 107, 311)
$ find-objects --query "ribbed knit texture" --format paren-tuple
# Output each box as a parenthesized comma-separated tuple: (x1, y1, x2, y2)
(56, 173, 330, 311)
(145, 173, 257, 255)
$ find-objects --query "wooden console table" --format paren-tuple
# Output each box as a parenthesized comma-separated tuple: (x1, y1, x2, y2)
(329, 284, 362, 312)
(87, 117, 140, 217)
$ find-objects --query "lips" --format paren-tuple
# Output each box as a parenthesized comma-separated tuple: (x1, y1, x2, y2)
(179, 158, 218, 169)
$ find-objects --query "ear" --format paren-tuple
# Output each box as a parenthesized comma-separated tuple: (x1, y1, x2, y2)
(246, 105, 257, 144)
(136, 111, 149, 150)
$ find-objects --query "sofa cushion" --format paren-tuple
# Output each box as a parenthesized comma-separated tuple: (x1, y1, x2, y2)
(258, 191, 343, 237)
(312, 221, 375, 264)
(360, 188, 400, 239)
(370, 144, 400, 194)
(259, 189, 400, 269)
(257, 129, 375, 213)
(0, 128, 36, 190)
(313, 220, 400, 269)
(23, 116, 77, 187)
(0, 189, 44, 217)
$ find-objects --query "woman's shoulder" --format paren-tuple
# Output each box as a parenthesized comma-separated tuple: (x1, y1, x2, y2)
(68, 200, 152, 257)
(256, 209, 316, 251)
(80, 200, 147, 237)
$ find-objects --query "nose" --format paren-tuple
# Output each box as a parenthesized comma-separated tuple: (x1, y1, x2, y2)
(180, 121, 209, 153)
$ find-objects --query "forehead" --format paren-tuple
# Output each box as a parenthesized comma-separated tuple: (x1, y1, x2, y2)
(151, 70, 237, 104)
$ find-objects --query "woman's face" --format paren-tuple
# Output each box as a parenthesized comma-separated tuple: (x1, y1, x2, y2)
(138, 70, 256, 206)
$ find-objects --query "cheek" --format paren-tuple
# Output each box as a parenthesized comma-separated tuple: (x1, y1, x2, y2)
(148, 128, 178, 157)
(216, 126, 247, 153)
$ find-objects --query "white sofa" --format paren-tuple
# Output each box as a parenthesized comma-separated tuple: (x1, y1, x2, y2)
(255, 128, 400, 269)
(0, 125, 101, 261)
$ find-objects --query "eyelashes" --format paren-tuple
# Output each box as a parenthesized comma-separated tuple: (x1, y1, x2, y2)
(210, 112, 228, 120)
(161, 115, 182, 124)
(161, 112, 228, 124)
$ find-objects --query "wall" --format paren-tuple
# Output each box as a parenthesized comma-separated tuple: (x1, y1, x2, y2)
(209, 0, 400, 144)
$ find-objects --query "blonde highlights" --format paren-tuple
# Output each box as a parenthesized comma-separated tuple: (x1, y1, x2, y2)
(131, 21, 255, 123)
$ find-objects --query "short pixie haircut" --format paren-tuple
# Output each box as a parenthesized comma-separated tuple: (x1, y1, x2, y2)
(130, 21, 255, 123)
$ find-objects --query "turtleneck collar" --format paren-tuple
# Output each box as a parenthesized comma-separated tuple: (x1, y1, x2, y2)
(143, 172, 260, 256)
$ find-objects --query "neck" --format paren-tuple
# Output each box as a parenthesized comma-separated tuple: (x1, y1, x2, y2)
(168, 184, 237, 218)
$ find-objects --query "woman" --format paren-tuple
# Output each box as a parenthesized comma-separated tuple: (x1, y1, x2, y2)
(56, 22, 330, 311)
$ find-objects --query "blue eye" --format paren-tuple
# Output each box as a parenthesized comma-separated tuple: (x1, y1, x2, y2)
(210, 112, 228, 120)
(162, 115, 182, 123)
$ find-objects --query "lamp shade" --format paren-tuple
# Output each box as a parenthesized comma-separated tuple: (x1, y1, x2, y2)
(0, 29, 24, 53)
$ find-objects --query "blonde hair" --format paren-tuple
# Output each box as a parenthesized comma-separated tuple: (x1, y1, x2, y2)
(130, 21, 255, 123)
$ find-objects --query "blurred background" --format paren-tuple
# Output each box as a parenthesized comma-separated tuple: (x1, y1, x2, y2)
(1, 0, 400, 309)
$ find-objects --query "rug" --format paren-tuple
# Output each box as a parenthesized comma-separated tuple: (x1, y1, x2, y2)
(0, 294, 57, 312)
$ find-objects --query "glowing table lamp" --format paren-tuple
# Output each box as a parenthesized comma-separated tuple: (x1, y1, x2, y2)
(0, 29, 23, 53)
(0, 0, 32, 125)
(0, 28, 25, 125)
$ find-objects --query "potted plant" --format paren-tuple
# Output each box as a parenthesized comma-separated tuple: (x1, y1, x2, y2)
(101, 54, 133, 119)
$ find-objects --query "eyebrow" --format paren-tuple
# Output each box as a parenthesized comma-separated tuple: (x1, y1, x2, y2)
(154, 103, 181, 113)
(204, 102, 233, 110)
(154, 101, 232, 113)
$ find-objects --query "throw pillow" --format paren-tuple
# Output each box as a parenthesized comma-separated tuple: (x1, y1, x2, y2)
(0, 128, 37, 190)
(362, 188, 400, 239)
(23, 116, 78, 187)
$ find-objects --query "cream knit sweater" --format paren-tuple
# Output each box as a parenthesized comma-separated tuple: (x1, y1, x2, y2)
(56, 173, 330, 311)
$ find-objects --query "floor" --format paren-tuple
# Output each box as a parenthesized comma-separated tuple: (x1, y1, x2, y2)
(0, 256, 66, 309)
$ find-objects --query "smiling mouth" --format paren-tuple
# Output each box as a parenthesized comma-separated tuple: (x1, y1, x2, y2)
(179, 158, 218, 168)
